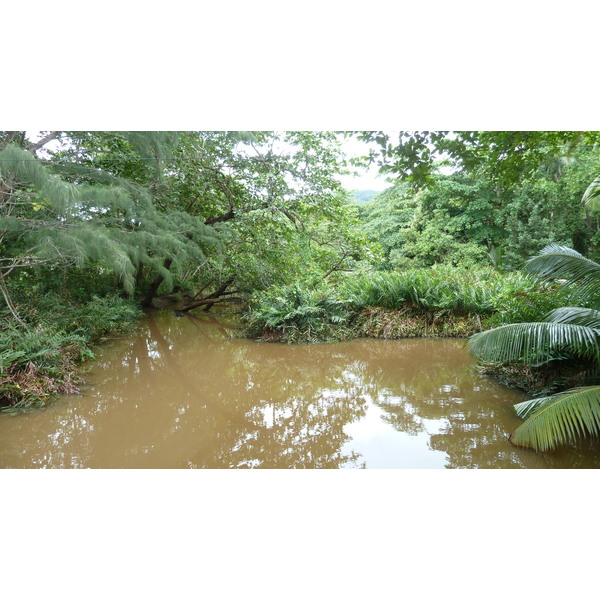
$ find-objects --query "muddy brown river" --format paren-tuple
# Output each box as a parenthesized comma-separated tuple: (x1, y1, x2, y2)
(2, 311, 600, 468)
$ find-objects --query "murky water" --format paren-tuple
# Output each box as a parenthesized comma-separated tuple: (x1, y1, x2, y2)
(2, 311, 600, 468)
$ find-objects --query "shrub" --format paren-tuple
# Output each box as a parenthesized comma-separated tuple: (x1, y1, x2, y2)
(19, 292, 141, 342)
(486, 278, 586, 326)
(242, 282, 353, 343)
(0, 323, 86, 409)
(243, 265, 574, 343)
(339, 264, 522, 316)
(0, 293, 141, 409)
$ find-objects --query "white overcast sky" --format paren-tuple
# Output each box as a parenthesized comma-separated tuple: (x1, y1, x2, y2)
(336, 134, 393, 192)
(28, 130, 395, 193)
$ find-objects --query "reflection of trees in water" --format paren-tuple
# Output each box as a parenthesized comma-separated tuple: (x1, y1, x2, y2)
(3, 316, 600, 468)
(198, 388, 365, 468)
(343, 339, 600, 468)
(0, 313, 367, 468)
(181, 335, 367, 468)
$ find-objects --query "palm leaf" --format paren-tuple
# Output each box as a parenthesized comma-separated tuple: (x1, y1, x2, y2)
(510, 385, 600, 451)
(546, 306, 600, 328)
(513, 396, 552, 419)
(468, 321, 600, 364)
(524, 244, 600, 297)
(582, 175, 600, 212)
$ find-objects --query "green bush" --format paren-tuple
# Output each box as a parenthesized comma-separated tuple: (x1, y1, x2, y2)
(243, 265, 575, 344)
(1, 293, 142, 409)
(0, 323, 87, 376)
(486, 278, 583, 327)
(243, 282, 352, 343)
(339, 264, 518, 316)
(19, 292, 142, 343)
(0, 322, 87, 409)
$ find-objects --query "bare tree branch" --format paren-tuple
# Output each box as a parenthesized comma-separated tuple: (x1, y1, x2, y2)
(28, 131, 60, 155)
(0, 273, 25, 326)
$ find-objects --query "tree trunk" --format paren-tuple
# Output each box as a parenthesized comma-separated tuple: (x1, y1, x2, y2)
(0, 274, 25, 326)
(141, 258, 172, 307)
(177, 295, 242, 313)
(177, 276, 238, 313)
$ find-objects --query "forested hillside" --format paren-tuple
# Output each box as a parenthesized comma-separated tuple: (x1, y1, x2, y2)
(352, 189, 379, 204)
(359, 138, 599, 270)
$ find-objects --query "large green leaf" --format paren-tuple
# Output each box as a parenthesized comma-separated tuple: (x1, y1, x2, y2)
(468, 321, 600, 364)
(582, 175, 600, 212)
(510, 386, 600, 451)
(525, 244, 600, 297)
(546, 306, 600, 328)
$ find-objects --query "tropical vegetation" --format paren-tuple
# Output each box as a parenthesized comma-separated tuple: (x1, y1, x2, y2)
(3, 129, 600, 457)
(469, 244, 600, 451)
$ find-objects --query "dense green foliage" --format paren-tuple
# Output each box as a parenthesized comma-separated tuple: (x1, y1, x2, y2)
(469, 245, 600, 451)
(357, 131, 600, 190)
(342, 265, 510, 314)
(358, 140, 600, 271)
(0, 294, 141, 408)
(243, 282, 354, 343)
(242, 265, 577, 344)
(0, 131, 368, 407)
(4, 128, 600, 458)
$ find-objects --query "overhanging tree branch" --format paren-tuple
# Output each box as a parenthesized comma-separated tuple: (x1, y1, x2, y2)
(28, 131, 60, 155)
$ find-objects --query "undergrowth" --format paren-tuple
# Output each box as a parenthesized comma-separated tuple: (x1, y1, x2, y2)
(243, 283, 354, 343)
(1, 294, 141, 409)
(242, 265, 581, 344)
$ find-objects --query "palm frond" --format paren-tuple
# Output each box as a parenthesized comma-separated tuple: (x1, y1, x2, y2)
(468, 321, 600, 364)
(513, 396, 552, 419)
(582, 175, 600, 212)
(525, 244, 600, 297)
(510, 385, 600, 451)
(546, 306, 600, 328)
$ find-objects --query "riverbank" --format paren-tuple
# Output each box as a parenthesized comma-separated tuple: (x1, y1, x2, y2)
(0, 263, 586, 410)
(0, 294, 142, 410)
(247, 306, 485, 343)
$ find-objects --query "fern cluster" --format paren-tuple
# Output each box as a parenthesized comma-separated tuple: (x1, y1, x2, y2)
(0, 293, 141, 408)
(242, 265, 567, 344)
(243, 283, 353, 343)
(338, 265, 550, 317)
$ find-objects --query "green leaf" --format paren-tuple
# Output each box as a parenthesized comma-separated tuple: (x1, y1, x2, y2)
(582, 175, 600, 212)
(546, 306, 600, 328)
(469, 321, 600, 364)
(510, 386, 600, 451)
(525, 244, 600, 297)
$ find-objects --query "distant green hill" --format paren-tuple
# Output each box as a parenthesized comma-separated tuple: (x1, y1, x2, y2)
(352, 189, 379, 204)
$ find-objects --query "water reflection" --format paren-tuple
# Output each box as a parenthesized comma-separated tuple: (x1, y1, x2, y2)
(1, 311, 600, 468)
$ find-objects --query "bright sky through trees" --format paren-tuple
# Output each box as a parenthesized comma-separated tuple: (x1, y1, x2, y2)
(336, 133, 392, 192)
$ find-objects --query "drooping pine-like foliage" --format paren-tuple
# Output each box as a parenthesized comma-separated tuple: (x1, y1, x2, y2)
(0, 139, 220, 298)
(1, 130, 367, 407)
